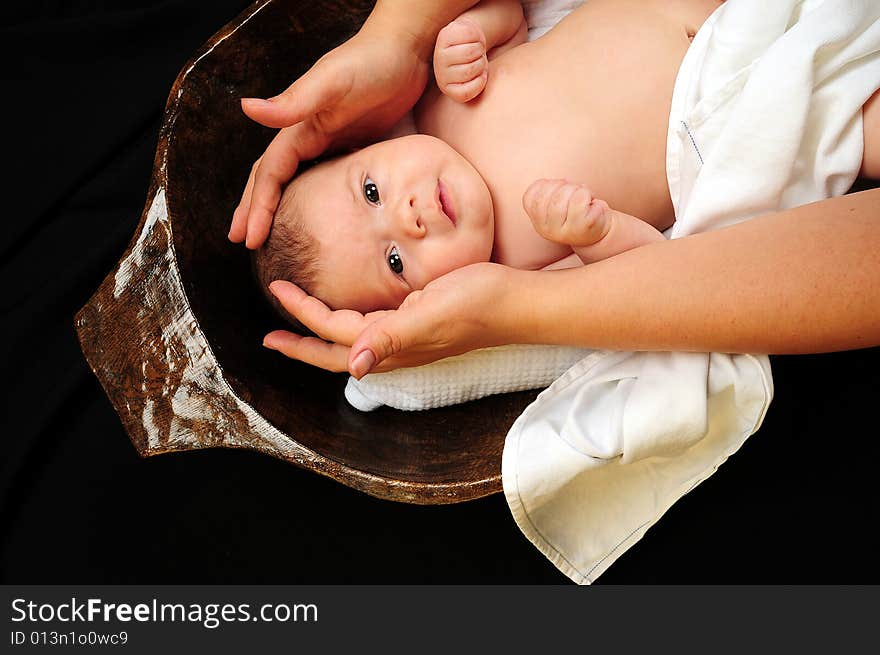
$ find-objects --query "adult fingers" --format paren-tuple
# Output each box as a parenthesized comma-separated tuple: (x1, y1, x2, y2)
(263, 329, 400, 375)
(229, 157, 260, 243)
(269, 280, 381, 345)
(343, 264, 508, 378)
(346, 307, 423, 379)
(245, 168, 282, 250)
(262, 330, 351, 372)
(240, 56, 353, 129)
(244, 123, 329, 249)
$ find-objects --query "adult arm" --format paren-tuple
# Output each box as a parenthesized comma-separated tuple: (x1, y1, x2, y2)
(265, 189, 880, 377)
(505, 188, 880, 354)
(229, 0, 481, 248)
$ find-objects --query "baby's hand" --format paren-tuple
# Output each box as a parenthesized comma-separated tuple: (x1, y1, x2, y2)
(523, 179, 612, 247)
(433, 17, 489, 103)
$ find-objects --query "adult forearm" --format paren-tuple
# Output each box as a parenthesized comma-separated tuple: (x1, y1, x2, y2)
(368, 0, 482, 59)
(507, 189, 880, 354)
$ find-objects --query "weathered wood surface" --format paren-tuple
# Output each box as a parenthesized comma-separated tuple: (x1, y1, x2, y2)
(75, 0, 538, 504)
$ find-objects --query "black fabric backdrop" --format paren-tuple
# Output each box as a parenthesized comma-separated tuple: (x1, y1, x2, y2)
(1, 1, 878, 584)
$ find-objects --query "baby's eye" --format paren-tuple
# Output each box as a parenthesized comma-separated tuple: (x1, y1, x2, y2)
(387, 246, 404, 275)
(363, 177, 381, 205)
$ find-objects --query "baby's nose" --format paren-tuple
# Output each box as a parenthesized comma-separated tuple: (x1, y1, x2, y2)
(394, 194, 426, 238)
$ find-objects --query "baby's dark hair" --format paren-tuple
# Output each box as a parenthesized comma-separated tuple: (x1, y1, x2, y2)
(251, 178, 320, 334)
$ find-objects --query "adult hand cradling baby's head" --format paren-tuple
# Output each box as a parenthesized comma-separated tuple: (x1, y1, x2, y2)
(263, 262, 517, 378)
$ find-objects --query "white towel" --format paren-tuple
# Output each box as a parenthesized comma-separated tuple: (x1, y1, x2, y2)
(345, 345, 590, 411)
(504, 0, 880, 584)
(521, 0, 585, 40)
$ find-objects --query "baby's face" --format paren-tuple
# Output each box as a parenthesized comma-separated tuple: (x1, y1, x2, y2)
(293, 134, 494, 312)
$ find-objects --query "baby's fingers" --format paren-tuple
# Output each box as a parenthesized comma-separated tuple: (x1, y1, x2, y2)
(439, 71, 488, 103)
(440, 55, 488, 85)
(522, 179, 568, 226)
(434, 17, 488, 103)
(436, 41, 486, 69)
(523, 179, 614, 246)
(437, 17, 486, 49)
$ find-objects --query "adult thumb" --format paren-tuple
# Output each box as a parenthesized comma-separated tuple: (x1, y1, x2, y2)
(348, 320, 408, 379)
(241, 61, 347, 129)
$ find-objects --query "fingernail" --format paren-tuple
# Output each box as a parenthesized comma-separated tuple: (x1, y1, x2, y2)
(262, 336, 276, 350)
(352, 350, 376, 378)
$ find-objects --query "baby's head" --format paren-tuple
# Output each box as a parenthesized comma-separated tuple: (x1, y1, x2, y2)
(253, 134, 494, 319)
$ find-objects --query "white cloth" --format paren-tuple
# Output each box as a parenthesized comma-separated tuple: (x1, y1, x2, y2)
(504, 0, 880, 584)
(345, 345, 589, 411)
(521, 0, 585, 40)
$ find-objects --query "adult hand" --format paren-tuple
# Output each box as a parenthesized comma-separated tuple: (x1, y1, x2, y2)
(262, 263, 520, 377)
(228, 23, 430, 249)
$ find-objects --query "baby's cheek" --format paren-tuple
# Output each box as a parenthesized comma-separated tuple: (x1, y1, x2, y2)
(421, 238, 489, 287)
(422, 255, 460, 287)
(454, 242, 491, 271)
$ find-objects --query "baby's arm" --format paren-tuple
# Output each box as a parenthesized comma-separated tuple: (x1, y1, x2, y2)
(523, 179, 667, 264)
(433, 0, 528, 103)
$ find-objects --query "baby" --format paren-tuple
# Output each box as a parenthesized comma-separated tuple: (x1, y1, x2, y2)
(253, 0, 724, 316)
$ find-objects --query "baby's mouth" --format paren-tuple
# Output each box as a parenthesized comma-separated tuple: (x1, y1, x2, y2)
(437, 180, 457, 226)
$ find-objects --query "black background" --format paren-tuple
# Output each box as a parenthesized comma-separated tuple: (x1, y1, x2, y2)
(1, 0, 878, 584)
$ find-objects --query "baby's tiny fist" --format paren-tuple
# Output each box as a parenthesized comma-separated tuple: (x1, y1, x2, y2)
(523, 179, 612, 248)
(433, 17, 489, 103)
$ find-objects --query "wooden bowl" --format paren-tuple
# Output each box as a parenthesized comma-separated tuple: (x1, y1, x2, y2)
(75, 0, 538, 504)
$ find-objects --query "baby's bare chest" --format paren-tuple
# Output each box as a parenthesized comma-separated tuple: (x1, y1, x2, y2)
(416, 0, 720, 268)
